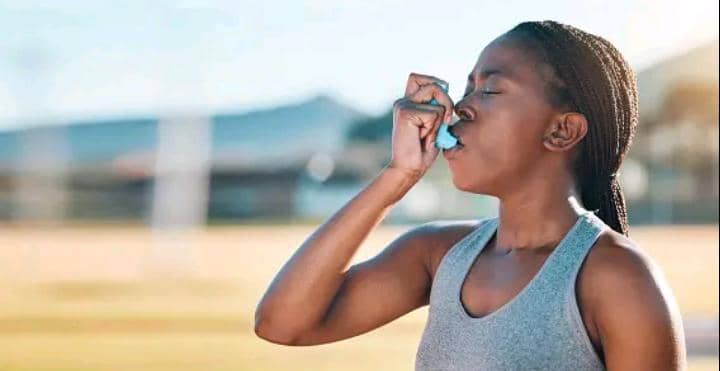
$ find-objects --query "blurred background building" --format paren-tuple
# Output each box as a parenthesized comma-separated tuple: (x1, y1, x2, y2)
(0, 40, 717, 225)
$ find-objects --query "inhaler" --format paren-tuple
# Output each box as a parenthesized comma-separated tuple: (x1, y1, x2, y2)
(428, 82, 459, 150)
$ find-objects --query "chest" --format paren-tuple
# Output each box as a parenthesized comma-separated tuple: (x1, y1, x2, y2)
(459, 251, 603, 356)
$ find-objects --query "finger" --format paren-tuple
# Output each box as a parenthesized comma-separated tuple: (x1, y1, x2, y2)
(394, 98, 444, 137)
(395, 98, 445, 126)
(423, 129, 440, 162)
(408, 83, 454, 123)
(400, 99, 444, 131)
(425, 111, 445, 152)
(417, 109, 441, 139)
(425, 126, 438, 153)
(420, 110, 441, 139)
(426, 108, 444, 142)
(404, 72, 449, 97)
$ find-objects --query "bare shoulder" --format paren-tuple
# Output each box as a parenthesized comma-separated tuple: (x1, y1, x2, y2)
(580, 230, 675, 308)
(581, 230, 658, 292)
(579, 229, 687, 369)
(408, 219, 488, 280)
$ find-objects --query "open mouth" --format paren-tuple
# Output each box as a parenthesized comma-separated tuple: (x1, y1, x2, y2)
(442, 142, 464, 158)
(436, 122, 465, 154)
(447, 124, 464, 146)
(444, 142, 464, 151)
(451, 132, 465, 148)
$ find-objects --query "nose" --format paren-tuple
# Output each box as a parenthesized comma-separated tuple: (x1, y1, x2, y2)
(452, 101, 462, 117)
(453, 98, 472, 120)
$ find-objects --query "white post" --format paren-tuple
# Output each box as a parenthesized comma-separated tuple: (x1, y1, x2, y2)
(8, 46, 68, 224)
(148, 114, 212, 276)
(13, 126, 69, 222)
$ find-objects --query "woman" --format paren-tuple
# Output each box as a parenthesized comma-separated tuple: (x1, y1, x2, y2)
(255, 20, 687, 370)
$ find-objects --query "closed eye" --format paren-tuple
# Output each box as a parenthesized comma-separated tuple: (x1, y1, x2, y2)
(462, 90, 500, 98)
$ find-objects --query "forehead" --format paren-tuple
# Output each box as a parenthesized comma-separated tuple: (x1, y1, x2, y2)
(468, 37, 550, 86)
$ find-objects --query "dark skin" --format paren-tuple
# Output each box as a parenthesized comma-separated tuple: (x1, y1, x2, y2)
(255, 35, 687, 370)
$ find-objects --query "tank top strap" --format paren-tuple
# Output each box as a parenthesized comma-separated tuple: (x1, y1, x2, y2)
(427, 217, 496, 313)
(530, 210, 610, 301)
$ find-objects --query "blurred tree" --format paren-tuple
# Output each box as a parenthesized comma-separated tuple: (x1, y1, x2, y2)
(346, 110, 393, 144)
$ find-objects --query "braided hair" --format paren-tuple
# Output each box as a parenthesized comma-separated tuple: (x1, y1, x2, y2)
(504, 20, 638, 237)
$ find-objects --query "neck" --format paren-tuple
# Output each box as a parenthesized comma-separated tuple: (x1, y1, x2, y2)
(492, 179, 587, 255)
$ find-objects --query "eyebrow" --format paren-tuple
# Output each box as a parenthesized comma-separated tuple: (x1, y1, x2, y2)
(467, 68, 507, 84)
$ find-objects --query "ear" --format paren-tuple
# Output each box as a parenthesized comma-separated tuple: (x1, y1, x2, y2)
(542, 112, 588, 153)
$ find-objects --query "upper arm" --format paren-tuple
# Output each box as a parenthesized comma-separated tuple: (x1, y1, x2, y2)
(290, 220, 477, 346)
(591, 242, 687, 370)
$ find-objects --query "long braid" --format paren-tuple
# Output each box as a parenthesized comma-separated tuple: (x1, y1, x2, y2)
(505, 21, 639, 236)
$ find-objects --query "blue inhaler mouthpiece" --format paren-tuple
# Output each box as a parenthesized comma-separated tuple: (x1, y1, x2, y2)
(436, 124, 458, 149)
(428, 82, 459, 150)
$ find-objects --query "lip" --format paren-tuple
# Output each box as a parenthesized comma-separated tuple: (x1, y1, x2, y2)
(442, 144, 464, 160)
(447, 123, 464, 145)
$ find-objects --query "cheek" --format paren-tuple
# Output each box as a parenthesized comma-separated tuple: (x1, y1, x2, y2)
(483, 106, 534, 146)
(484, 108, 546, 163)
(502, 96, 550, 141)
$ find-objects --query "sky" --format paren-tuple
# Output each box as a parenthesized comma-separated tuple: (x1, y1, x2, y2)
(0, 0, 718, 129)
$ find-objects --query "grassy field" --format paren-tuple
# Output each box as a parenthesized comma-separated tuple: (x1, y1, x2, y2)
(0, 223, 717, 370)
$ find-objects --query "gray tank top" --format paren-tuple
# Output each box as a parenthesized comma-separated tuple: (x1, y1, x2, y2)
(415, 210, 608, 370)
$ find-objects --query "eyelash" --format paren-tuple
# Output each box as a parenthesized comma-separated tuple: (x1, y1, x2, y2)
(463, 90, 499, 98)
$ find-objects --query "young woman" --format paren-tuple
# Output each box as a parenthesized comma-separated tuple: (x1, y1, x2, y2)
(255, 20, 687, 370)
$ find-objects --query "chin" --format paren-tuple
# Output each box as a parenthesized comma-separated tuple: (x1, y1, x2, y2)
(450, 174, 476, 192)
(450, 172, 494, 195)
